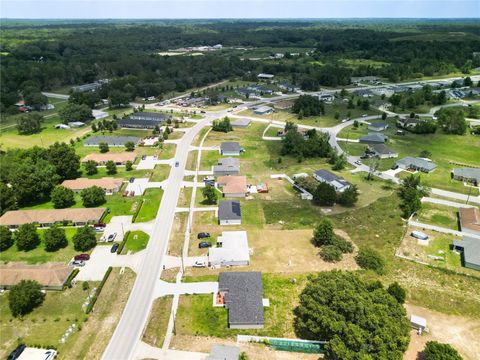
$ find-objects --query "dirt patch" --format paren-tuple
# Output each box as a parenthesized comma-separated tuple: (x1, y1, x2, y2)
(171, 335, 319, 360)
(404, 304, 480, 360)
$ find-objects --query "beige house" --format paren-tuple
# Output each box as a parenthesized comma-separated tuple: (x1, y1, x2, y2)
(61, 177, 123, 194)
(0, 263, 74, 290)
(0, 208, 105, 229)
(81, 152, 136, 166)
(217, 176, 248, 198)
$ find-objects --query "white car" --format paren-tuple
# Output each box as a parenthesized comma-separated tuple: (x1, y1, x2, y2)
(193, 261, 206, 268)
(355, 160, 362, 166)
(107, 232, 117, 242)
(72, 260, 85, 267)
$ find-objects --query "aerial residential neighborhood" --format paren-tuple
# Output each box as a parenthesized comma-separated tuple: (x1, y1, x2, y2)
(0, 5, 480, 360)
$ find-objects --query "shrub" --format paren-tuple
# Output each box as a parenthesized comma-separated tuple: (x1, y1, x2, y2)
(15, 223, 40, 251)
(72, 226, 97, 251)
(312, 218, 334, 247)
(51, 186, 75, 209)
(387, 282, 406, 304)
(320, 245, 343, 262)
(44, 226, 68, 252)
(423, 341, 463, 360)
(0, 225, 14, 251)
(80, 186, 106, 207)
(9, 280, 45, 317)
(356, 248, 386, 274)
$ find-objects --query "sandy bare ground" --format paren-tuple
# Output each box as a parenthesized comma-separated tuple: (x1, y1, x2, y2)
(171, 335, 319, 360)
(404, 304, 480, 360)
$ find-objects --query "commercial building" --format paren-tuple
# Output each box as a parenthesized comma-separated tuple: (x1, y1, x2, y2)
(217, 176, 248, 198)
(257, 73, 274, 80)
(395, 157, 437, 173)
(0, 208, 105, 229)
(117, 111, 171, 129)
(81, 152, 136, 165)
(0, 263, 74, 290)
(217, 272, 265, 329)
(218, 200, 242, 225)
(61, 177, 123, 194)
(84, 136, 141, 147)
(313, 169, 351, 193)
(208, 231, 250, 267)
(213, 158, 240, 176)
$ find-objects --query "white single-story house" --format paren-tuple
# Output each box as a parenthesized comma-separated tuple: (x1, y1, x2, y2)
(313, 169, 351, 193)
(208, 231, 250, 267)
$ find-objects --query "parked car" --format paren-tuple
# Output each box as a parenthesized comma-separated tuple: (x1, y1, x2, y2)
(200, 110, 206, 113)
(94, 224, 105, 231)
(111, 243, 119, 253)
(391, 165, 399, 170)
(123, 190, 129, 197)
(72, 260, 85, 267)
(141, 155, 147, 160)
(74, 254, 90, 261)
(355, 160, 362, 166)
(198, 241, 212, 249)
(175, 161, 179, 167)
(7, 344, 25, 360)
(129, 177, 135, 183)
(362, 114, 368, 117)
(107, 232, 117, 242)
(94, 223, 106, 228)
(197, 232, 211, 239)
(193, 260, 206, 268)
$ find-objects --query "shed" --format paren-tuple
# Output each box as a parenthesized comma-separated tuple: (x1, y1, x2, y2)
(410, 315, 427, 331)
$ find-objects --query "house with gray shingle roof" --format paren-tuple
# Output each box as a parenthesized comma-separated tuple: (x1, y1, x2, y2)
(217, 272, 265, 329)
(452, 168, 480, 186)
(220, 142, 242, 156)
(218, 200, 242, 225)
(453, 236, 480, 271)
(359, 133, 388, 144)
(367, 144, 398, 159)
(213, 158, 240, 176)
(313, 169, 351, 193)
(395, 157, 437, 173)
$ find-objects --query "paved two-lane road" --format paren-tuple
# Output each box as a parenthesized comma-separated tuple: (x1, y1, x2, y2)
(101, 118, 211, 360)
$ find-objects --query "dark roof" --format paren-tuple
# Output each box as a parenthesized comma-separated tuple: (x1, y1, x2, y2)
(453, 236, 480, 267)
(453, 168, 480, 182)
(206, 345, 241, 360)
(368, 122, 388, 129)
(359, 133, 388, 143)
(221, 142, 241, 152)
(368, 143, 397, 155)
(314, 169, 342, 182)
(130, 111, 170, 121)
(117, 118, 164, 128)
(84, 136, 140, 146)
(219, 272, 264, 326)
(218, 200, 241, 221)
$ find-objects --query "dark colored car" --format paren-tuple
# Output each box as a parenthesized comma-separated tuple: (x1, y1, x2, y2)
(111, 243, 119, 253)
(200, 110, 206, 113)
(74, 253, 90, 261)
(7, 344, 26, 360)
(197, 232, 211, 239)
(175, 161, 179, 167)
(141, 155, 147, 160)
(198, 241, 212, 249)
(129, 177, 135, 183)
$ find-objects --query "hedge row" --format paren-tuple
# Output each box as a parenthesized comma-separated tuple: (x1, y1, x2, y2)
(63, 269, 80, 289)
(85, 266, 112, 314)
(116, 231, 130, 254)
(131, 199, 144, 223)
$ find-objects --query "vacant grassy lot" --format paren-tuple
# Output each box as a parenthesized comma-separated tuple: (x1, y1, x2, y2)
(168, 212, 188, 257)
(176, 273, 309, 339)
(122, 231, 149, 253)
(0, 227, 83, 264)
(337, 118, 480, 194)
(142, 296, 173, 348)
(135, 188, 164, 223)
(150, 164, 171, 182)
(414, 203, 459, 230)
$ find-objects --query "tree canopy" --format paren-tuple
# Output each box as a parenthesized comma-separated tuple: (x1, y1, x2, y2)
(422, 341, 463, 360)
(51, 185, 76, 209)
(15, 223, 40, 251)
(72, 225, 97, 251)
(8, 280, 45, 317)
(294, 271, 410, 360)
(80, 186, 106, 207)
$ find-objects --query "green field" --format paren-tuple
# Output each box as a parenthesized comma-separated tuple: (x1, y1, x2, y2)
(142, 296, 173, 348)
(415, 203, 459, 230)
(135, 188, 164, 222)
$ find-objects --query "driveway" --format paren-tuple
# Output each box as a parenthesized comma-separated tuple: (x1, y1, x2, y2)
(102, 216, 133, 243)
(126, 178, 165, 195)
(431, 188, 480, 205)
(76, 245, 145, 281)
(154, 280, 218, 297)
(408, 220, 480, 240)
(137, 156, 174, 170)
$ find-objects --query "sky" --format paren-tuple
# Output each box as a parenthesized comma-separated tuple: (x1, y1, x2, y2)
(1, 0, 479, 19)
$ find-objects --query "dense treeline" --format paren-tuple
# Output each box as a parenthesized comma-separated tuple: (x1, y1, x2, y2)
(1, 21, 479, 111)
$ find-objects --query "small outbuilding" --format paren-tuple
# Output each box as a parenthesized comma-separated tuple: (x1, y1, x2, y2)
(410, 314, 427, 333)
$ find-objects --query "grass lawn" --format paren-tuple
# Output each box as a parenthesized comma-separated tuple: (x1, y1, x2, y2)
(168, 212, 188, 257)
(337, 118, 480, 194)
(142, 296, 173, 348)
(122, 231, 149, 253)
(177, 187, 193, 208)
(135, 188, 164, 223)
(0, 227, 80, 264)
(150, 165, 171, 182)
(80, 166, 149, 180)
(414, 203, 459, 230)
(157, 143, 176, 160)
(176, 273, 309, 339)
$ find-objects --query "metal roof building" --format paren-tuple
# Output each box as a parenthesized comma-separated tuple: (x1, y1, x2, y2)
(218, 272, 265, 329)
(452, 168, 480, 186)
(453, 236, 480, 271)
(84, 136, 141, 147)
(209, 231, 250, 267)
